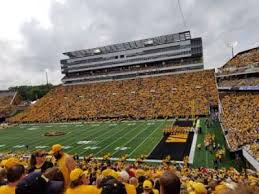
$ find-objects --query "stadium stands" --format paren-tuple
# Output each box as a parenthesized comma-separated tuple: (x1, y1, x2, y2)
(244, 143, 259, 160)
(8, 70, 218, 123)
(220, 92, 259, 151)
(221, 47, 259, 69)
(218, 77, 259, 87)
(0, 91, 20, 119)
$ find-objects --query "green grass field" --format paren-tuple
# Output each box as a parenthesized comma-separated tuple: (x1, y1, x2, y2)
(0, 119, 237, 168)
(0, 120, 170, 158)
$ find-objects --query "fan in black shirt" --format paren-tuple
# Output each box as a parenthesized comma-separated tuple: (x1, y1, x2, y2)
(28, 150, 53, 173)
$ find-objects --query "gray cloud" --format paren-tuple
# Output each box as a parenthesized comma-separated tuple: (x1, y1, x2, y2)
(1, 0, 259, 89)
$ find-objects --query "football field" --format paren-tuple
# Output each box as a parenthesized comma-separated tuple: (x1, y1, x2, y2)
(0, 120, 171, 158)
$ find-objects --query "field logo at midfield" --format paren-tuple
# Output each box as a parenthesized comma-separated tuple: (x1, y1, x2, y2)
(115, 147, 129, 151)
(84, 146, 99, 150)
(35, 146, 48, 149)
(13, 145, 25, 148)
(0, 144, 6, 148)
(77, 141, 94, 145)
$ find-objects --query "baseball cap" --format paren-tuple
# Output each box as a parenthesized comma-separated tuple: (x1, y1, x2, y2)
(5, 157, 20, 169)
(192, 182, 207, 193)
(49, 144, 62, 154)
(70, 168, 84, 182)
(143, 180, 153, 190)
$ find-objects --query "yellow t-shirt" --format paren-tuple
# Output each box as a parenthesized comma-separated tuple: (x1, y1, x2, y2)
(0, 185, 15, 194)
(56, 153, 70, 187)
(66, 185, 99, 194)
(152, 189, 159, 194)
(125, 183, 137, 194)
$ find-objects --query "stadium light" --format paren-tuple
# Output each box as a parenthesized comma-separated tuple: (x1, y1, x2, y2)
(44, 68, 49, 87)
(226, 41, 238, 57)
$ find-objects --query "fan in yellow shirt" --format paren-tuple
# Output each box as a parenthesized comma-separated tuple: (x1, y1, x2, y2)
(49, 144, 76, 188)
(66, 168, 99, 194)
(0, 185, 15, 194)
(0, 164, 25, 194)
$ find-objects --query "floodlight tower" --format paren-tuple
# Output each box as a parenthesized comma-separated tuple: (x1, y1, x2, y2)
(226, 41, 238, 58)
(45, 68, 49, 87)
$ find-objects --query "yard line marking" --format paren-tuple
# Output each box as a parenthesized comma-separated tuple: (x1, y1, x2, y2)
(66, 124, 114, 153)
(9, 124, 98, 151)
(111, 125, 151, 156)
(129, 121, 165, 157)
(75, 122, 142, 154)
(94, 123, 145, 156)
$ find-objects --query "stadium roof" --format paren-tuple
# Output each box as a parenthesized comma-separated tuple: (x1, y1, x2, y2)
(63, 31, 192, 58)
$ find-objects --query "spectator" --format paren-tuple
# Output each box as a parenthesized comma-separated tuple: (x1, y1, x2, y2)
(28, 150, 53, 173)
(49, 144, 76, 188)
(159, 171, 181, 194)
(101, 176, 127, 194)
(0, 164, 25, 194)
(66, 168, 99, 194)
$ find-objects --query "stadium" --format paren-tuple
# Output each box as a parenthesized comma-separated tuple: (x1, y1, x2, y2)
(0, 30, 258, 193)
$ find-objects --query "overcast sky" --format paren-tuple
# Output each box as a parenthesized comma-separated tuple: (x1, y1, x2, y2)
(0, 0, 258, 90)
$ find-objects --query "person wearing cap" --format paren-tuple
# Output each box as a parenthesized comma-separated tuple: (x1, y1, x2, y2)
(142, 180, 159, 194)
(190, 182, 207, 194)
(0, 164, 25, 194)
(28, 150, 53, 173)
(4, 158, 20, 169)
(66, 168, 99, 194)
(49, 144, 76, 188)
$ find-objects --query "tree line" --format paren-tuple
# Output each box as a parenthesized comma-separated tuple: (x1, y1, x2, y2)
(9, 84, 54, 101)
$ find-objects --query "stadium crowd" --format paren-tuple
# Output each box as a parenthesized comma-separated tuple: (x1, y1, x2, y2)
(221, 48, 259, 70)
(243, 143, 259, 160)
(0, 96, 13, 118)
(9, 70, 218, 123)
(217, 77, 259, 87)
(220, 92, 259, 151)
(0, 144, 258, 194)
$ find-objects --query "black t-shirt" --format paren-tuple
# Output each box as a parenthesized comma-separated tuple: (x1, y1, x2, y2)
(28, 161, 53, 173)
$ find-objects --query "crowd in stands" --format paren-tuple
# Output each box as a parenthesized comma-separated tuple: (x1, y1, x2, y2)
(220, 92, 259, 151)
(222, 48, 259, 69)
(243, 143, 259, 161)
(217, 77, 259, 87)
(0, 96, 12, 117)
(9, 70, 218, 123)
(0, 144, 258, 194)
(217, 47, 259, 77)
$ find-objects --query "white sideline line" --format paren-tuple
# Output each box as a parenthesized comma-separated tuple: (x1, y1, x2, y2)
(77, 156, 184, 164)
(189, 132, 198, 164)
